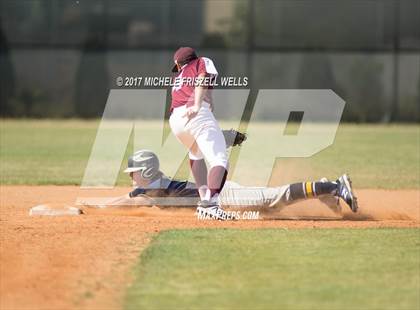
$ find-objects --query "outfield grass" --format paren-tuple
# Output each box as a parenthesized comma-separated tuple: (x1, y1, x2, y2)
(0, 119, 419, 188)
(125, 228, 420, 310)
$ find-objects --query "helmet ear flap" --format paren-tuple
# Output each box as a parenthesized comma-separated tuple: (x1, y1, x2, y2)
(139, 166, 157, 180)
(129, 150, 160, 180)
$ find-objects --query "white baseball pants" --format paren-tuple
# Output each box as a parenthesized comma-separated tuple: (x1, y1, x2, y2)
(169, 102, 228, 169)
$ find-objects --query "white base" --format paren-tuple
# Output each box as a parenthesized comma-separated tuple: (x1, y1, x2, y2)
(29, 204, 82, 216)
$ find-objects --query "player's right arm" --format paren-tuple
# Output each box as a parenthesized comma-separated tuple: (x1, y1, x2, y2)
(184, 72, 207, 119)
(76, 193, 155, 207)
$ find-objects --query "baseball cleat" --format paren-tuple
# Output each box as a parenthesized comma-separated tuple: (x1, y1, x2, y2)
(196, 200, 237, 221)
(318, 177, 342, 214)
(336, 174, 358, 213)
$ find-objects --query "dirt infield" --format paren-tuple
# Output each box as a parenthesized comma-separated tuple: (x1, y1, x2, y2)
(1, 186, 419, 310)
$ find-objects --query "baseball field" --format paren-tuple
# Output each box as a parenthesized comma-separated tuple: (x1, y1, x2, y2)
(1, 119, 419, 310)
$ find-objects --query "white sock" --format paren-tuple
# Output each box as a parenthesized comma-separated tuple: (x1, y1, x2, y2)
(198, 185, 208, 200)
(204, 188, 211, 201)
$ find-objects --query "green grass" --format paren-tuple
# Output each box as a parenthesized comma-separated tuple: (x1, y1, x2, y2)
(125, 228, 420, 310)
(0, 119, 102, 185)
(0, 119, 419, 188)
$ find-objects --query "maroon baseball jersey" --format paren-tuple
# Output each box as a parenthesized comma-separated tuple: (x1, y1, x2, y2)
(171, 57, 217, 110)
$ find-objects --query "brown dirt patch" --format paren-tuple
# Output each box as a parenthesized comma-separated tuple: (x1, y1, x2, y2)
(0, 186, 419, 310)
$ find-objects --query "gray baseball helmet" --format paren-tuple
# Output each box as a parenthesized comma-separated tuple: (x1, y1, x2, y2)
(124, 149, 160, 179)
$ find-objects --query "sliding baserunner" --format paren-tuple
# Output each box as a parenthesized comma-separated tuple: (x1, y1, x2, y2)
(79, 148, 358, 220)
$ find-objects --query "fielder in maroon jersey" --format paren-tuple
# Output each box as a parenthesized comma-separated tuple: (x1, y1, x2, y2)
(169, 47, 235, 220)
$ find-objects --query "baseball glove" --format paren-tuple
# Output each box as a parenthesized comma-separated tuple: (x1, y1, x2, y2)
(222, 129, 247, 147)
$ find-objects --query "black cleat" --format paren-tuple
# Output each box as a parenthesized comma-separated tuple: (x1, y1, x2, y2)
(196, 200, 237, 221)
(336, 174, 358, 213)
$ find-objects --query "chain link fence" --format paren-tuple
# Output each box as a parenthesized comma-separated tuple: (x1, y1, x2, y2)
(0, 0, 419, 121)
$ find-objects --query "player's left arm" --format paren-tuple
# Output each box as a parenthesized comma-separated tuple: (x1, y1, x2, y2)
(222, 129, 247, 147)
